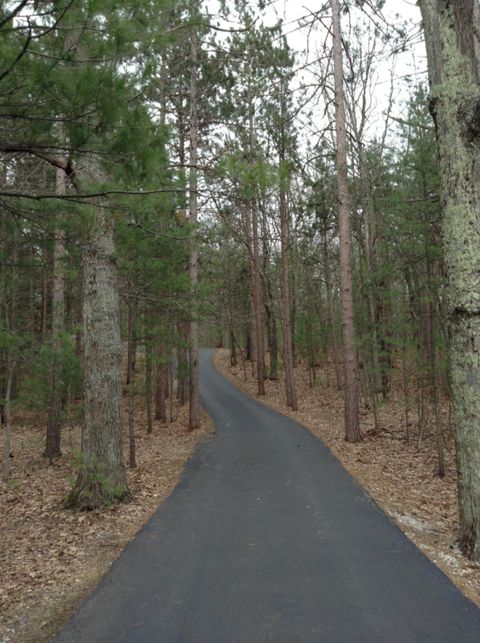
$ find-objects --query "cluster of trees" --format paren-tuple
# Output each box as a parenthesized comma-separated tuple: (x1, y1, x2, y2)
(0, 0, 202, 508)
(1, 0, 480, 562)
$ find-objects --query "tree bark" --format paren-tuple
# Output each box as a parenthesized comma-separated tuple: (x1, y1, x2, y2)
(127, 296, 136, 468)
(331, 0, 361, 442)
(188, 10, 200, 430)
(248, 96, 265, 395)
(323, 226, 343, 391)
(145, 332, 153, 434)
(2, 230, 17, 481)
(2, 358, 14, 482)
(45, 165, 66, 462)
(279, 159, 297, 408)
(67, 162, 129, 509)
(177, 321, 189, 405)
(419, 0, 480, 558)
(251, 197, 265, 395)
(261, 207, 278, 381)
(155, 346, 167, 424)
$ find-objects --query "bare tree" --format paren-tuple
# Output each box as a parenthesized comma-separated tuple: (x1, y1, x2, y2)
(330, 0, 361, 442)
(188, 3, 201, 429)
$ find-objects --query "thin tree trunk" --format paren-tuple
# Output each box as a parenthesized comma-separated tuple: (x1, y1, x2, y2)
(251, 196, 265, 395)
(41, 260, 48, 342)
(421, 156, 445, 477)
(401, 288, 411, 444)
(331, 0, 361, 442)
(29, 247, 35, 337)
(127, 298, 136, 468)
(247, 89, 265, 395)
(145, 333, 153, 434)
(188, 11, 200, 429)
(3, 227, 17, 481)
(279, 113, 297, 409)
(156, 347, 167, 424)
(176, 96, 190, 408)
(169, 361, 174, 422)
(323, 227, 342, 391)
(45, 165, 66, 462)
(244, 193, 257, 378)
(128, 346, 136, 466)
(177, 321, 189, 405)
(2, 358, 14, 482)
(261, 210, 278, 381)
(230, 328, 237, 366)
(264, 290, 278, 381)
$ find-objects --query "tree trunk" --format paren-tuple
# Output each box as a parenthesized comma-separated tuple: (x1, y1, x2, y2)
(41, 258, 48, 342)
(251, 196, 265, 395)
(177, 321, 189, 405)
(145, 333, 153, 434)
(3, 227, 17, 481)
(29, 246, 36, 337)
(419, 0, 480, 558)
(279, 132, 297, 409)
(188, 12, 200, 430)
(261, 207, 278, 381)
(358, 158, 383, 398)
(331, 0, 361, 442)
(156, 347, 167, 424)
(2, 358, 14, 482)
(264, 289, 278, 381)
(128, 355, 136, 468)
(230, 328, 237, 366)
(45, 165, 66, 462)
(127, 299, 136, 468)
(67, 163, 129, 509)
(421, 153, 445, 477)
(323, 226, 342, 391)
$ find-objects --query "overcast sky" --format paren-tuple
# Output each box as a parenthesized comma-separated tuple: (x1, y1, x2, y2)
(267, 0, 427, 140)
(206, 0, 428, 160)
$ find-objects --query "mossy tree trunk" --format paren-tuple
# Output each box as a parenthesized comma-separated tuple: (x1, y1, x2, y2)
(419, 0, 480, 559)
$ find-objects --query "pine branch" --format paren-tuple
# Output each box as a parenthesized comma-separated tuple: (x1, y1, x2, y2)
(0, 188, 191, 201)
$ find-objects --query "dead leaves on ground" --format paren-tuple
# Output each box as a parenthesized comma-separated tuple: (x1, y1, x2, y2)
(0, 401, 211, 643)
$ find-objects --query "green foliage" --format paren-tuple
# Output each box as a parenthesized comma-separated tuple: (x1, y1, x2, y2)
(18, 333, 82, 413)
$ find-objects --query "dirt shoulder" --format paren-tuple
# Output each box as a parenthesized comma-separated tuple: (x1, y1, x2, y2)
(214, 349, 480, 608)
(0, 401, 212, 643)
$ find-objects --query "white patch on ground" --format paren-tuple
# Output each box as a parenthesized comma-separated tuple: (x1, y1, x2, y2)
(437, 551, 462, 569)
(420, 544, 475, 577)
(391, 512, 434, 532)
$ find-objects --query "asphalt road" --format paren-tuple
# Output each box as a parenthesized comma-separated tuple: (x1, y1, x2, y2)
(57, 349, 480, 643)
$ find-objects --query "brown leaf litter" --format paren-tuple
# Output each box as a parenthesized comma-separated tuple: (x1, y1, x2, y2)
(0, 399, 213, 643)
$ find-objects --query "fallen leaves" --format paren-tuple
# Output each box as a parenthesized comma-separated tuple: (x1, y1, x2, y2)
(0, 399, 212, 643)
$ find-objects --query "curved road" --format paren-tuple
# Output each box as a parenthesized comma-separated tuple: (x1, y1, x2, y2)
(57, 349, 480, 642)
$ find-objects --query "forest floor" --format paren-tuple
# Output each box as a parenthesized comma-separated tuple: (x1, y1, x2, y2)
(215, 349, 480, 608)
(0, 396, 212, 643)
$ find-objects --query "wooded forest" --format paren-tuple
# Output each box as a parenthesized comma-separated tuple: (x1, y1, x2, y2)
(1, 0, 480, 636)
